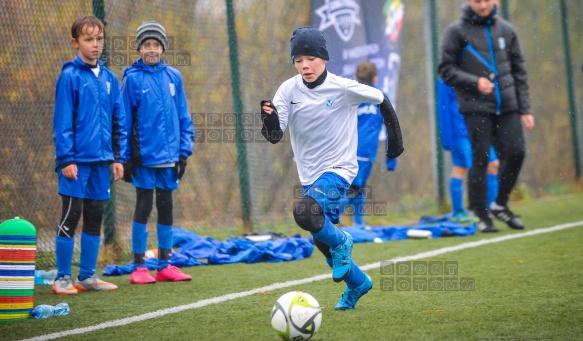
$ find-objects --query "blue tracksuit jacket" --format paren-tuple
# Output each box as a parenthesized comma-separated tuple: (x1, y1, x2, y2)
(53, 56, 127, 168)
(121, 58, 194, 166)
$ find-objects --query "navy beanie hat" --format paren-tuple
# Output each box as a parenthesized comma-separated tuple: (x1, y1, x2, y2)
(136, 20, 168, 51)
(290, 27, 329, 62)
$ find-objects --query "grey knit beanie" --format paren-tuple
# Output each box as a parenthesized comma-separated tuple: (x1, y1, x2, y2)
(290, 27, 329, 62)
(136, 20, 168, 51)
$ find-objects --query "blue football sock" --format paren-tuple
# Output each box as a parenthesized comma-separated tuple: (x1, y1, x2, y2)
(344, 260, 365, 289)
(78, 233, 100, 281)
(132, 222, 148, 254)
(325, 257, 333, 268)
(156, 223, 173, 270)
(55, 236, 74, 278)
(352, 192, 366, 226)
(449, 177, 464, 215)
(487, 174, 499, 208)
(311, 218, 346, 248)
(325, 257, 364, 288)
(131, 222, 148, 271)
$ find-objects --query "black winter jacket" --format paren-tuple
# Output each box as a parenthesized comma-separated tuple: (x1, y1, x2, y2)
(438, 5, 530, 115)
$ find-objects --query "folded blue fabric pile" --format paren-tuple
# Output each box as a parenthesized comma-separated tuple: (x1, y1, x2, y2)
(102, 228, 314, 276)
(102, 215, 476, 276)
(343, 215, 476, 243)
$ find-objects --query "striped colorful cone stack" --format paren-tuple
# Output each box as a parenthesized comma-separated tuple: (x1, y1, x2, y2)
(0, 217, 37, 322)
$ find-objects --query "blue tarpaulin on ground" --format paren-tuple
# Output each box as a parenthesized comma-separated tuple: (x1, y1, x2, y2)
(102, 217, 476, 276)
(102, 228, 315, 276)
(345, 215, 477, 243)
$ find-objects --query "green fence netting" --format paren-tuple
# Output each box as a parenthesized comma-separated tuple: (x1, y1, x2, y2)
(1, 0, 581, 268)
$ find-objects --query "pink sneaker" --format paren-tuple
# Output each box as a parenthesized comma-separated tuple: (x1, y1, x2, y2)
(155, 265, 192, 282)
(130, 267, 156, 284)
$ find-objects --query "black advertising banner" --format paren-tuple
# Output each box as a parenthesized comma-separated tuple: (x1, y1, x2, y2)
(311, 0, 405, 105)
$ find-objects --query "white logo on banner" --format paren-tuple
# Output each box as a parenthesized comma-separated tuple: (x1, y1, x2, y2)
(315, 0, 361, 42)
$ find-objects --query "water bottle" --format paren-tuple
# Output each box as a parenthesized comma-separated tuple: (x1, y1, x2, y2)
(34, 270, 45, 285)
(30, 303, 70, 319)
(53, 303, 70, 316)
(34, 270, 58, 285)
(44, 270, 58, 285)
(30, 305, 55, 319)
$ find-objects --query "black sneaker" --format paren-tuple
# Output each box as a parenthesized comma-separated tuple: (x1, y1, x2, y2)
(490, 207, 524, 230)
(468, 208, 494, 220)
(477, 217, 499, 233)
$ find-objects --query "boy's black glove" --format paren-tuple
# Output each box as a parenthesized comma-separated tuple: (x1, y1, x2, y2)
(260, 100, 283, 144)
(123, 161, 133, 183)
(175, 156, 187, 180)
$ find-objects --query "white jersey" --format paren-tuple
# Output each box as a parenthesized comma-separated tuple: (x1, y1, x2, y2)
(272, 72, 384, 185)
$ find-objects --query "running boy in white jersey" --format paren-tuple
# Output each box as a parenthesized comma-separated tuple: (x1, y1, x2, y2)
(261, 27, 403, 310)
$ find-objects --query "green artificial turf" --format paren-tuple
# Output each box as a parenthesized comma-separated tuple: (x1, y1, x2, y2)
(3, 193, 583, 341)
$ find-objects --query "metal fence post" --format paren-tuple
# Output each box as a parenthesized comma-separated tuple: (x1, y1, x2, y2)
(499, 0, 509, 19)
(226, 0, 253, 231)
(559, 0, 582, 179)
(426, 0, 446, 210)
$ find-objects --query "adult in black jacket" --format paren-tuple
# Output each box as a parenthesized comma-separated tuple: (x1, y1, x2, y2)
(438, 0, 535, 233)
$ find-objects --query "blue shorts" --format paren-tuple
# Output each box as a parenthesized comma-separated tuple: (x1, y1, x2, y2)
(302, 172, 350, 224)
(132, 166, 178, 191)
(352, 160, 373, 189)
(451, 137, 498, 168)
(58, 162, 111, 200)
(386, 158, 397, 171)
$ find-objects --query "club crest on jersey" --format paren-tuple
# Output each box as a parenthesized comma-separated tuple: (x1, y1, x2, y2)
(326, 97, 334, 109)
(169, 83, 176, 96)
(315, 0, 361, 42)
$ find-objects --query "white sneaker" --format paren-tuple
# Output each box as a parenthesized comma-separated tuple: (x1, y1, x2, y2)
(52, 275, 78, 295)
(74, 275, 118, 292)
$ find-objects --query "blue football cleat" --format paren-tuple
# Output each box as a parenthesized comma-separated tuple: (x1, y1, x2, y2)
(330, 230, 353, 282)
(334, 274, 373, 310)
(334, 274, 372, 310)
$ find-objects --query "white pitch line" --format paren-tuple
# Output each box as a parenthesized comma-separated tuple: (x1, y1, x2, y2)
(359, 220, 583, 272)
(23, 220, 583, 341)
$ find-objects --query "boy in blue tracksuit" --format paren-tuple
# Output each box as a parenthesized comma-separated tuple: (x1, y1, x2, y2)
(121, 21, 194, 284)
(437, 78, 499, 223)
(346, 61, 397, 229)
(52, 15, 127, 295)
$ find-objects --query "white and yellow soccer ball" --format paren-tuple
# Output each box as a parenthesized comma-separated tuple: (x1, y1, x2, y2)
(270, 291, 322, 341)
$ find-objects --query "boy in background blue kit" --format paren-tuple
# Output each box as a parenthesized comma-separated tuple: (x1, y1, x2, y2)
(121, 20, 194, 284)
(437, 78, 499, 223)
(52, 15, 127, 295)
(347, 61, 398, 230)
(261, 27, 403, 310)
